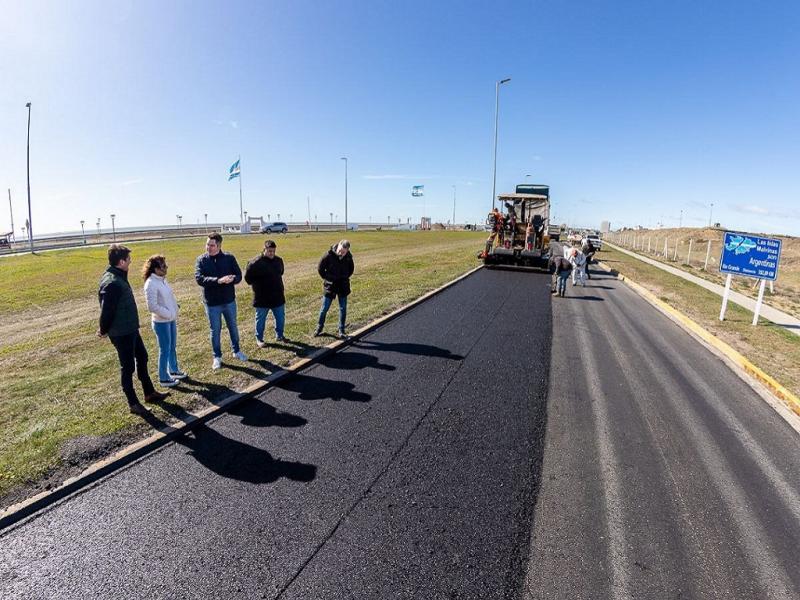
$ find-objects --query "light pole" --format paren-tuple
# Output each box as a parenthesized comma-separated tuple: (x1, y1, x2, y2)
(708, 203, 714, 227)
(80, 220, 86, 244)
(110, 214, 116, 241)
(177, 214, 182, 230)
(452, 185, 456, 229)
(96, 218, 101, 237)
(7, 189, 14, 242)
(204, 213, 208, 233)
(330, 212, 333, 225)
(25, 102, 33, 252)
(340, 157, 348, 230)
(491, 78, 511, 211)
(679, 209, 683, 228)
(290, 213, 293, 223)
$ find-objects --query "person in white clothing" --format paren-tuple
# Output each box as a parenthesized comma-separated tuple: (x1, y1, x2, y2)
(142, 255, 186, 387)
(568, 248, 587, 286)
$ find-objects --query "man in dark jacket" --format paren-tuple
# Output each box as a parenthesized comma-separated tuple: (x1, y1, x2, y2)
(581, 238, 596, 279)
(97, 244, 168, 415)
(314, 239, 354, 339)
(548, 254, 573, 297)
(244, 239, 287, 346)
(195, 232, 246, 369)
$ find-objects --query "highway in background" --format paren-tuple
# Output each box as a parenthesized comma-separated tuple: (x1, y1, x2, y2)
(1, 265, 799, 599)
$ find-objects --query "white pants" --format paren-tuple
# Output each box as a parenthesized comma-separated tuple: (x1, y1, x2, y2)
(572, 264, 586, 285)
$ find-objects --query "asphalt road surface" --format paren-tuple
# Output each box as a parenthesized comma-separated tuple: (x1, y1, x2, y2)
(2, 264, 800, 599)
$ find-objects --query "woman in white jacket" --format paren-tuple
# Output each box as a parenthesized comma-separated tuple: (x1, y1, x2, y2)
(142, 255, 186, 387)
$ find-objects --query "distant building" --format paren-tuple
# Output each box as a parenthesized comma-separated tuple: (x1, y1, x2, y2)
(600, 221, 611, 233)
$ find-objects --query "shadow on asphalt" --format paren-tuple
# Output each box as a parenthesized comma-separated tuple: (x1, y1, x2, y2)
(273, 372, 371, 402)
(228, 397, 308, 428)
(564, 295, 604, 301)
(353, 340, 465, 361)
(176, 424, 317, 484)
(321, 351, 396, 371)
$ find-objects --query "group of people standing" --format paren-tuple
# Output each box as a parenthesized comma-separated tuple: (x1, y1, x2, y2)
(97, 233, 354, 415)
(549, 237, 597, 297)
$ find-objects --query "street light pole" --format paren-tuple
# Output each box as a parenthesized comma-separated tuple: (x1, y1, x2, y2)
(110, 214, 116, 241)
(25, 102, 33, 252)
(177, 215, 182, 230)
(80, 220, 86, 244)
(709, 203, 714, 227)
(452, 185, 456, 229)
(7, 189, 14, 241)
(204, 213, 208, 233)
(96, 218, 101, 238)
(491, 78, 511, 211)
(340, 157, 348, 230)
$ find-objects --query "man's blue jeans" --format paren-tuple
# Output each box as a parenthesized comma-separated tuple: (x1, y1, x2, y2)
(151, 320, 180, 382)
(557, 271, 570, 295)
(205, 301, 240, 358)
(255, 304, 285, 341)
(318, 295, 347, 332)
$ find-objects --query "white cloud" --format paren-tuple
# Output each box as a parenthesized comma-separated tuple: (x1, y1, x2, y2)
(121, 178, 143, 187)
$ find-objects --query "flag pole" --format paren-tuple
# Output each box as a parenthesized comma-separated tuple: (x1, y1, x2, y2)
(238, 155, 244, 228)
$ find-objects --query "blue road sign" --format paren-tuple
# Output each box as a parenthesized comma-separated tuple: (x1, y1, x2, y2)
(719, 231, 782, 281)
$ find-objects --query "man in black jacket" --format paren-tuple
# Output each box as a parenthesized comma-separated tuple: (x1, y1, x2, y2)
(548, 254, 573, 297)
(314, 239, 354, 339)
(97, 244, 168, 415)
(195, 232, 247, 369)
(244, 239, 287, 346)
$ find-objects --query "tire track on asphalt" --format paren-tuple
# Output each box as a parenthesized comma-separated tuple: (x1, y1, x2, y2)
(601, 289, 799, 599)
(274, 278, 518, 599)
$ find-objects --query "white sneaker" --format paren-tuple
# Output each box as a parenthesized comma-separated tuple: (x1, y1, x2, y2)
(212, 357, 222, 370)
(234, 351, 248, 361)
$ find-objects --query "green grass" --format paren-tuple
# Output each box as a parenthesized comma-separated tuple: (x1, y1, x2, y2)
(599, 247, 800, 401)
(0, 231, 485, 501)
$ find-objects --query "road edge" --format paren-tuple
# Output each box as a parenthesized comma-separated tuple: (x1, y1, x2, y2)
(0, 264, 484, 531)
(596, 260, 800, 420)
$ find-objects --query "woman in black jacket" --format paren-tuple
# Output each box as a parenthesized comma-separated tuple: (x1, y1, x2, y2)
(314, 239, 354, 338)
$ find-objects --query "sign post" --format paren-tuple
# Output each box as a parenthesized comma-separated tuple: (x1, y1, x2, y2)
(718, 231, 782, 325)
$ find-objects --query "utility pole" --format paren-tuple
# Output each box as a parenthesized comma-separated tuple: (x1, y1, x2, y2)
(25, 102, 33, 252)
(7, 189, 14, 241)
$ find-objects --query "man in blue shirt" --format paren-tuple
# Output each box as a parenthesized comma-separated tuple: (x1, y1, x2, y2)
(195, 233, 247, 369)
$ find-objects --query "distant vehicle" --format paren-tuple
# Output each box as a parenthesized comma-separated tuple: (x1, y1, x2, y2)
(584, 234, 603, 250)
(261, 222, 288, 234)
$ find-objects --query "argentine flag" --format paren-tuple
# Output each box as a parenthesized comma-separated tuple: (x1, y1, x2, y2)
(228, 159, 241, 181)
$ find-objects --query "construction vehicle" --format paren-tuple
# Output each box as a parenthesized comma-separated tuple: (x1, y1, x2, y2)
(479, 184, 551, 268)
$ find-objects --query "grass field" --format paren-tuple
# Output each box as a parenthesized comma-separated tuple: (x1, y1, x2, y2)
(0, 230, 485, 506)
(598, 246, 800, 405)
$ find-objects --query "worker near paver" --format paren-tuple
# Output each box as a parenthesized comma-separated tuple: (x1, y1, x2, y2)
(569, 247, 587, 287)
(195, 232, 247, 369)
(315, 239, 354, 339)
(97, 244, 168, 415)
(582, 238, 597, 279)
(549, 253, 573, 297)
(244, 239, 287, 347)
(481, 208, 504, 257)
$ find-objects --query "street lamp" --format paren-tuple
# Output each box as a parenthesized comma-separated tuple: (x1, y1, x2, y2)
(708, 203, 714, 227)
(340, 157, 348, 230)
(330, 212, 333, 224)
(96, 218, 101, 237)
(290, 213, 293, 223)
(204, 213, 208, 233)
(80, 220, 86, 244)
(25, 102, 33, 252)
(491, 77, 511, 211)
(177, 214, 182, 230)
(110, 214, 116, 241)
(452, 185, 456, 229)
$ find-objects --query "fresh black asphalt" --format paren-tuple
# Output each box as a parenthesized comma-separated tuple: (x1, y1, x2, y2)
(0, 268, 551, 599)
(3, 262, 800, 599)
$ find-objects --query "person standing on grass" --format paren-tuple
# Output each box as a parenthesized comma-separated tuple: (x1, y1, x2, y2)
(195, 232, 247, 370)
(244, 239, 287, 347)
(142, 254, 187, 387)
(314, 239, 354, 339)
(97, 244, 168, 416)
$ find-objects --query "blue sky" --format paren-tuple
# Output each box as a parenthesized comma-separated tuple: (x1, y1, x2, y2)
(1, 0, 799, 236)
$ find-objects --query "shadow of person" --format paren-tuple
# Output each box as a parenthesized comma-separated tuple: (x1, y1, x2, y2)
(274, 373, 371, 403)
(176, 424, 316, 484)
(320, 351, 396, 371)
(353, 340, 464, 361)
(228, 398, 308, 428)
(260, 338, 315, 356)
(176, 380, 239, 406)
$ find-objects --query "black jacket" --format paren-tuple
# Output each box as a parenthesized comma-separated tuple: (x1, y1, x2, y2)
(244, 254, 286, 308)
(98, 266, 140, 337)
(317, 246, 354, 298)
(195, 251, 242, 306)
